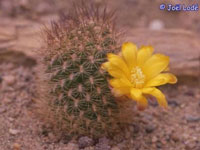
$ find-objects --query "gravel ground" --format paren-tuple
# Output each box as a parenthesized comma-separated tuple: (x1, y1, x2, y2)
(0, 52, 199, 150)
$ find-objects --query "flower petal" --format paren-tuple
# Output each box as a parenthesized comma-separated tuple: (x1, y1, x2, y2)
(111, 87, 130, 96)
(142, 88, 168, 108)
(130, 88, 142, 101)
(142, 54, 169, 80)
(122, 42, 137, 69)
(145, 73, 177, 87)
(164, 67, 170, 71)
(137, 46, 154, 67)
(109, 78, 132, 88)
(107, 53, 130, 78)
(102, 62, 127, 78)
(131, 88, 148, 110)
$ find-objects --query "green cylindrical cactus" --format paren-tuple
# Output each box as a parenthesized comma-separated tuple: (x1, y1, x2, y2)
(37, 1, 125, 138)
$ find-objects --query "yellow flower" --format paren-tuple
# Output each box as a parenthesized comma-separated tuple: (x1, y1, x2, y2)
(102, 42, 177, 110)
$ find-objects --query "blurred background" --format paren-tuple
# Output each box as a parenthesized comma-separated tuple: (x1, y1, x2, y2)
(0, 0, 200, 30)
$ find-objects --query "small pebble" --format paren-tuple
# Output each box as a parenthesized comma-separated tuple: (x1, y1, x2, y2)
(149, 99, 158, 107)
(152, 136, 158, 143)
(99, 137, 109, 144)
(117, 140, 127, 150)
(95, 137, 111, 150)
(9, 129, 19, 135)
(111, 146, 120, 150)
(168, 100, 179, 107)
(185, 142, 196, 149)
(145, 124, 156, 133)
(3, 75, 16, 86)
(4, 98, 13, 104)
(8, 117, 15, 122)
(66, 142, 79, 150)
(78, 136, 94, 149)
(171, 133, 180, 142)
(48, 133, 58, 142)
(0, 75, 2, 83)
(0, 107, 6, 114)
(13, 143, 21, 150)
(184, 90, 194, 97)
(149, 19, 164, 31)
(132, 124, 140, 134)
(156, 142, 162, 149)
(84, 146, 94, 150)
(125, 131, 131, 139)
(185, 115, 200, 122)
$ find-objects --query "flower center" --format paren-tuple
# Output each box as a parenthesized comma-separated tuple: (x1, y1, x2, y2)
(131, 66, 145, 88)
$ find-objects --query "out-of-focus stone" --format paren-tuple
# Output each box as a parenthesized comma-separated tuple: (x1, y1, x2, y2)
(149, 19, 164, 31)
(0, 107, 6, 114)
(111, 146, 120, 150)
(9, 129, 20, 135)
(168, 100, 179, 107)
(170, 133, 180, 142)
(66, 142, 79, 150)
(152, 136, 158, 143)
(78, 136, 94, 149)
(185, 115, 200, 122)
(3, 75, 16, 86)
(95, 137, 111, 150)
(145, 124, 156, 133)
(13, 143, 21, 150)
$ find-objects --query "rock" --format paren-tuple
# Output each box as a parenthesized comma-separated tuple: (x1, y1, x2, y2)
(99, 137, 109, 144)
(48, 132, 58, 142)
(117, 140, 127, 150)
(3, 75, 16, 86)
(168, 100, 179, 107)
(125, 131, 131, 139)
(4, 98, 13, 104)
(156, 142, 162, 149)
(9, 129, 19, 135)
(13, 143, 21, 150)
(152, 136, 158, 143)
(132, 124, 140, 134)
(184, 90, 195, 97)
(66, 142, 79, 150)
(95, 137, 111, 150)
(145, 124, 156, 133)
(83, 146, 95, 150)
(8, 117, 14, 122)
(149, 19, 164, 31)
(170, 133, 180, 142)
(149, 99, 158, 107)
(111, 146, 120, 150)
(78, 136, 94, 149)
(185, 115, 200, 122)
(185, 142, 196, 150)
(0, 75, 2, 83)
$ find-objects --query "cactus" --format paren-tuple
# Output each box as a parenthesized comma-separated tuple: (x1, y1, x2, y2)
(37, 1, 124, 138)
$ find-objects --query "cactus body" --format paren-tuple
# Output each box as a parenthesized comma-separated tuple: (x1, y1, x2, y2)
(38, 2, 123, 138)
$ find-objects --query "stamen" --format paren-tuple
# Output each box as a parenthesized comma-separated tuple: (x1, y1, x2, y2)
(131, 66, 145, 88)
